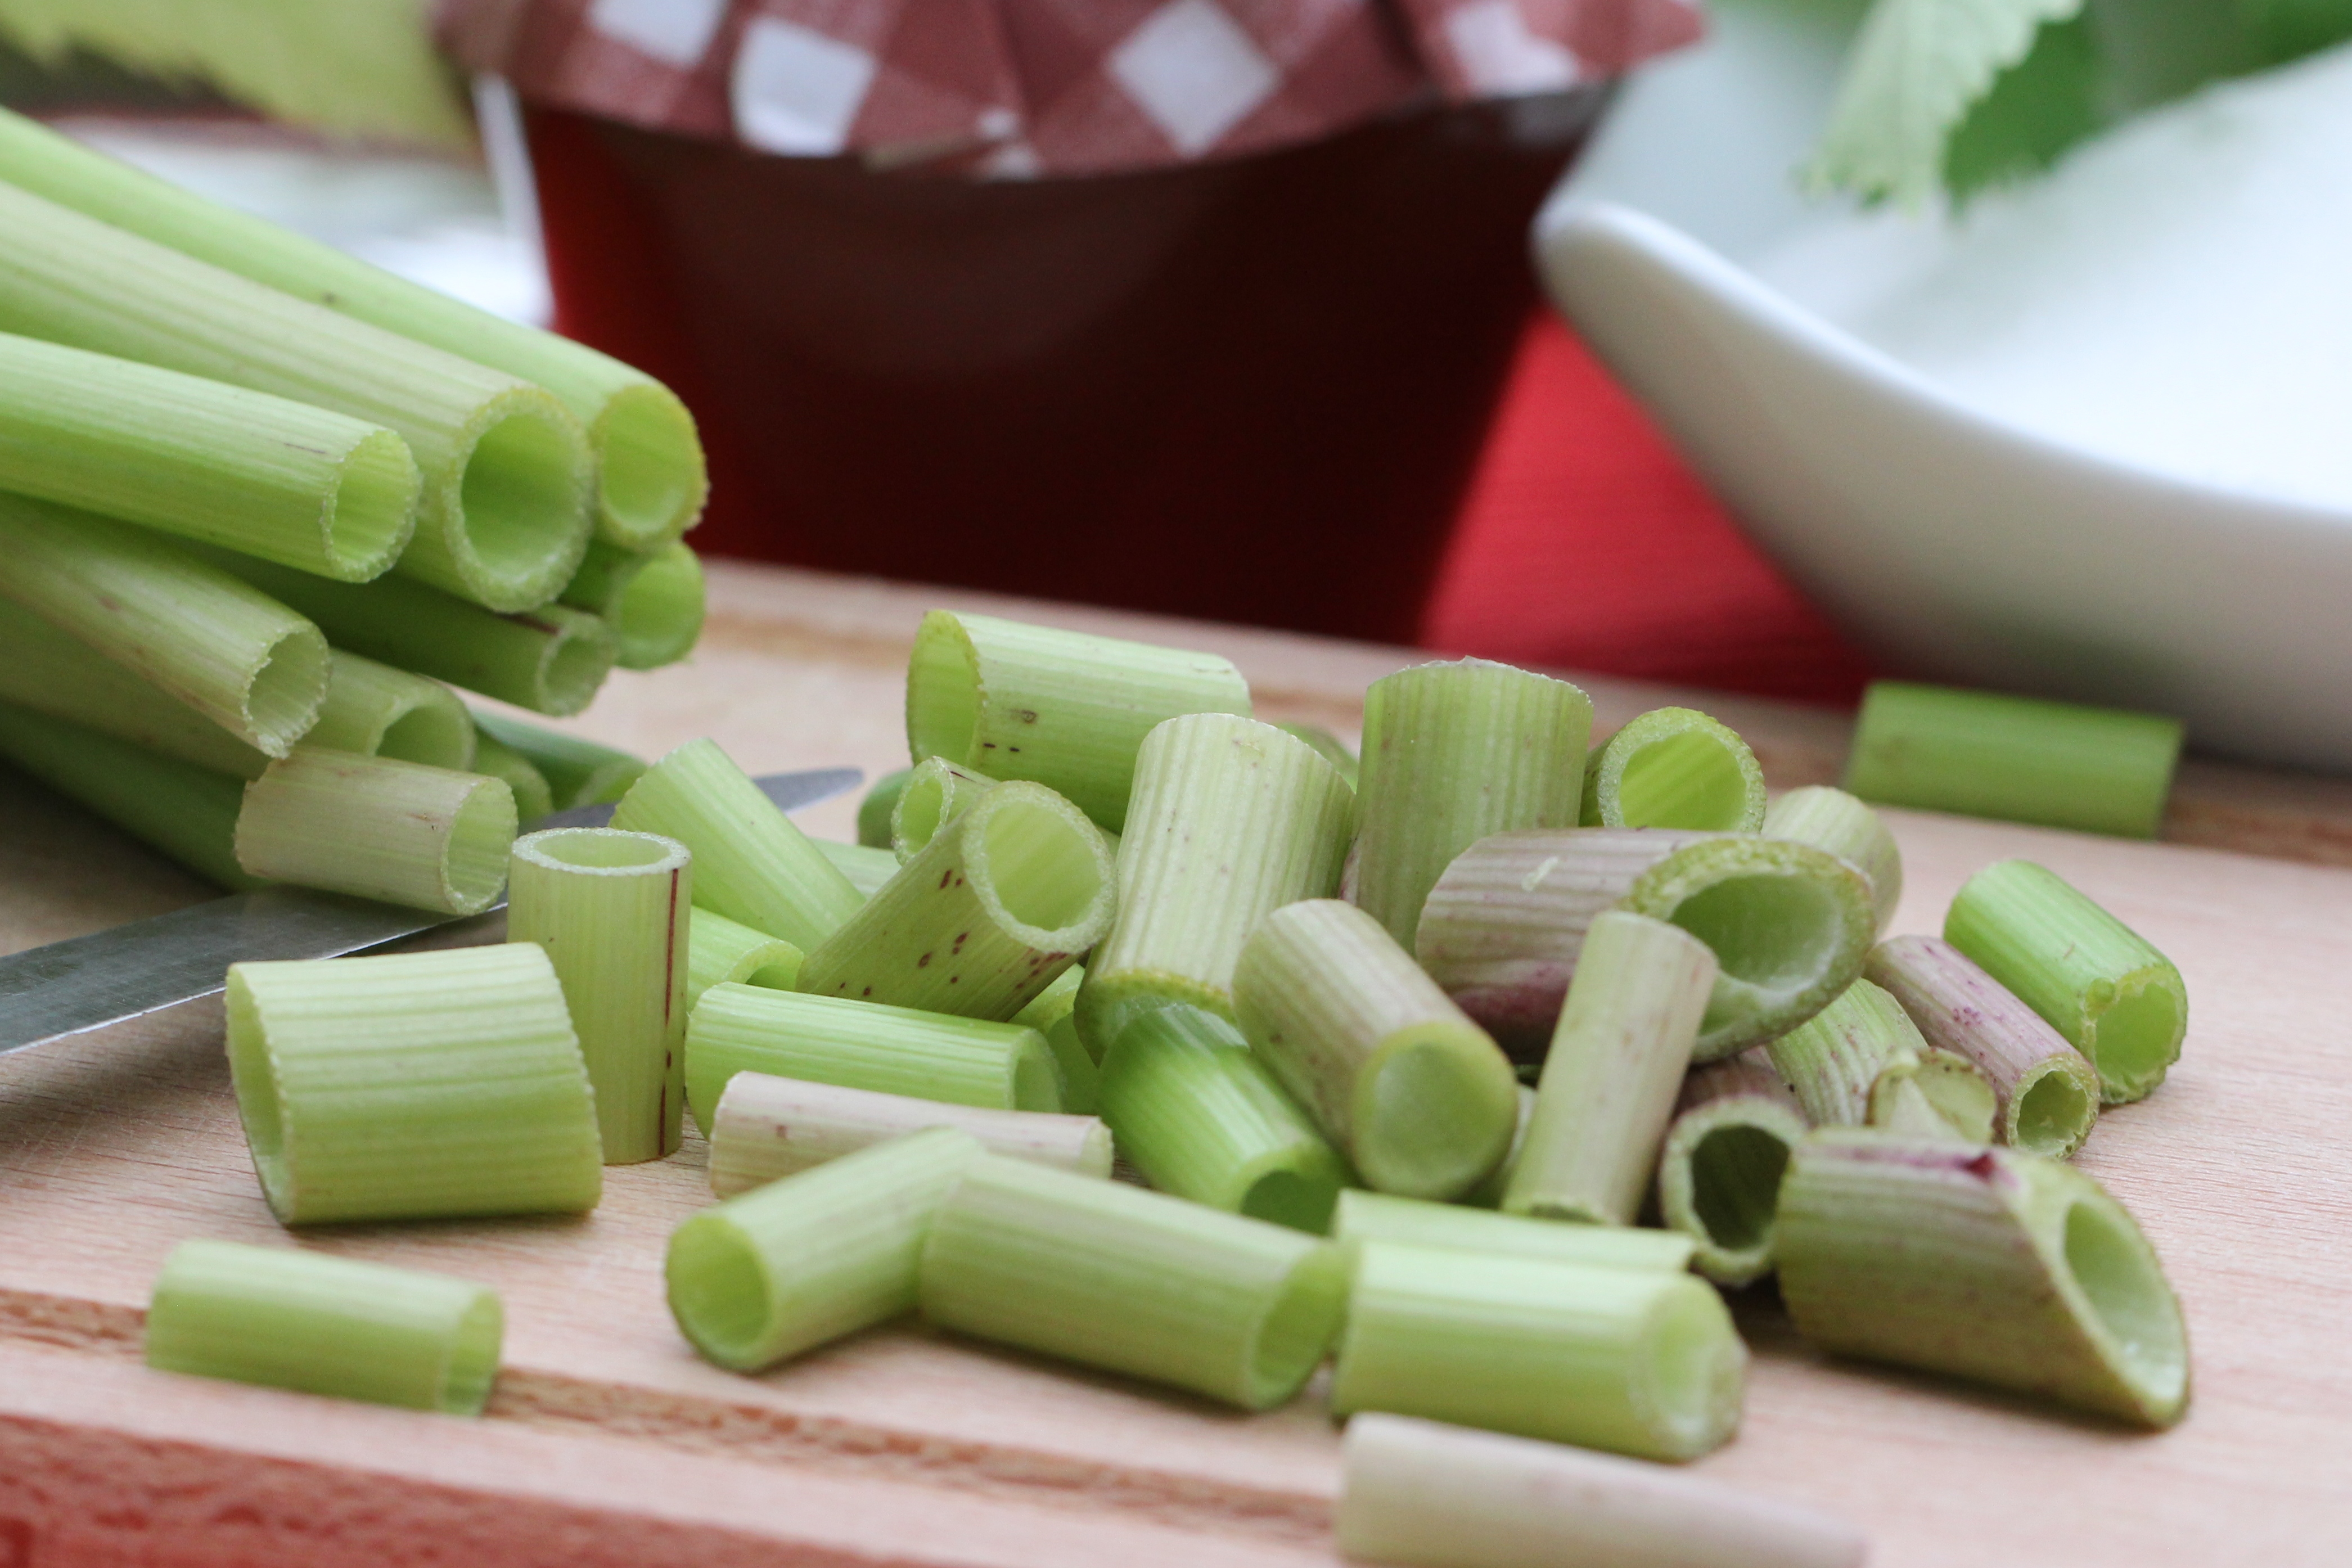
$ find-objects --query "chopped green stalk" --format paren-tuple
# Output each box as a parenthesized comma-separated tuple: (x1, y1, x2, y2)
(709, 1073, 1114, 1197)
(858, 768, 912, 848)
(0, 330, 420, 580)
(561, 539, 705, 669)
(0, 181, 593, 611)
(1867, 936, 2101, 1159)
(0, 107, 706, 548)
(1582, 708, 1766, 832)
(814, 839, 898, 900)
(226, 945, 602, 1224)
(0, 701, 261, 889)
(918, 1151, 1350, 1409)
(1339, 1412, 1867, 1568)
(612, 739, 862, 949)
(668, 1127, 981, 1373)
(686, 907, 804, 1009)
(1273, 720, 1359, 789)
(1234, 899, 1519, 1200)
(236, 750, 515, 916)
(307, 652, 475, 771)
(196, 547, 615, 717)
(1656, 1051, 1811, 1286)
(1763, 785, 1904, 934)
(1504, 912, 1718, 1226)
(1012, 964, 1098, 1114)
(467, 728, 553, 825)
(0, 496, 326, 755)
(146, 1240, 503, 1416)
(1777, 1132, 2189, 1427)
(1096, 1005, 1348, 1234)
(905, 609, 1251, 832)
(684, 984, 1060, 1138)
(1351, 658, 1594, 947)
(1843, 681, 2183, 839)
(509, 828, 692, 1164)
(1334, 1191, 1697, 1274)
(1331, 1241, 1747, 1462)
(890, 755, 997, 863)
(470, 710, 645, 812)
(1076, 714, 1351, 1046)
(1768, 978, 1997, 1142)
(1461, 1084, 1535, 1209)
(1945, 859, 2187, 1105)
(0, 595, 267, 778)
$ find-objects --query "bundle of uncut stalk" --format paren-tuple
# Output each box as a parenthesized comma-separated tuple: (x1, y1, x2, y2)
(0, 701, 260, 889)
(1504, 912, 1716, 1227)
(1096, 1005, 1348, 1233)
(858, 768, 913, 848)
(918, 1152, 1350, 1409)
(685, 984, 1061, 1138)
(509, 828, 692, 1164)
(685, 907, 804, 1010)
(1867, 936, 2101, 1159)
(0, 182, 593, 611)
(1763, 785, 1903, 934)
(889, 755, 997, 863)
(235, 749, 515, 916)
(307, 652, 475, 770)
(146, 1240, 503, 1416)
(561, 539, 706, 669)
(1655, 1051, 1812, 1286)
(801, 781, 1113, 1022)
(1350, 657, 1593, 947)
(709, 1073, 1114, 1197)
(612, 739, 862, 949)
(0, 108, 707, 548)
(1334, 1191, 1697, 1274)
(0, 595, 265, 778)
(227, 945, 602, 1224)
(0, 330, 420, 579)
(1233, 899, 1520, 1200)
(905, 609, 1252, 831)
(199, 547, 616, 718)
(814, 839, 898, 900)
(1946, 859, 2187, 1105)
(1331, 1241, 1747, 1462)
(468, 729, 553, 824)
(1012, 965, 1098, 1114)
(471, 710, 645, 813)
(1777, 1131, 2189, 1427)
(0, 495, 326, 755)
(1337, 1413, 1868, 1568)
(1075, 714, 1351, 1047)
(1581, 707, 1767, 832)
(1767, 977, 1996, 1142)
(669, 1128, 982, 1372)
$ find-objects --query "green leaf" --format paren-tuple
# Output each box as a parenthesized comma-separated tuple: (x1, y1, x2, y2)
(1942, 12, 2104, 200)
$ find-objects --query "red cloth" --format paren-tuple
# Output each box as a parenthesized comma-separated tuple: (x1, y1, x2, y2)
(1420, 310, 1876, 704)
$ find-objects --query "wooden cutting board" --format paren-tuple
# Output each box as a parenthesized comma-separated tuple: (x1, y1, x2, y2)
(2, 561, 2348, 1568)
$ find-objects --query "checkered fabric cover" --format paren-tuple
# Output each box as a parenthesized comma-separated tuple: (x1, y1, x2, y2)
(437, 0, 1702, 175)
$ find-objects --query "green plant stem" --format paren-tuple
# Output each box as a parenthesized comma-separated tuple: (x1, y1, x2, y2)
(0, 700, 260, 889)
(814, 839, 898, 900)
(1767, 977, 1997, 1143)
(467, 728, 553, 824)
(562, 539, 704, 669)
(1656, 1051, 1812, 1286)
(685, 907, 803, 1010)
(1333, 1191, 1696, 1273)
(1011, 964, 1098, 1114)
(235, 749, 515, 916)
(858, 768, 912, 849)
(708, 1073, 1113, 1197)
(470, 710, 645, 812)
(0, 594, 267, 778)
(889, 755, 996, 863)
(1581, 708, 1767, 831)
(1762, 785, 1904, 934)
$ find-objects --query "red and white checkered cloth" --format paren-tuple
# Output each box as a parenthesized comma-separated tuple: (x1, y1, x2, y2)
(438, 0, 1703, 176)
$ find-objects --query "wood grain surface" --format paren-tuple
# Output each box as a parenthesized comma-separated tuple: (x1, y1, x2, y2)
(1, 561, 2348, 1567)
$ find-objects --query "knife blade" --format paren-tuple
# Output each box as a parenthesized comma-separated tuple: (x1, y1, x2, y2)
(0, 765, 862, 1056)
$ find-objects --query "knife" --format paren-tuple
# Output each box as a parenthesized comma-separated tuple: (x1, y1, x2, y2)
(0, 765, 862, 1056)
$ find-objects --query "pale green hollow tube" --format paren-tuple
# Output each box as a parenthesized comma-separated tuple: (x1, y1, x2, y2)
(1012, 964, 1097, 1114)
(1075, 713, 1351, 1049)
(1945, 859, 2187, 1105)
(1777, 1132, 2189, 1427)
(1763, 785, 1904, 934)
(307, 653, 477, 771)
(684, 984, 1061, 1138)
(814, 839, 899, 900)
(1581, 708, 1767, 832)
(1333, 1192, 1696, 1274)
(0, 329, 420, 580)
(1337, 1413, 1868, 1568)
(1505, 912, 1718, 1226)
(612, 739, 862, 950)
(1331, 1241, 1747, 1462)
(561, 539, 705, 669)
(0, 107, 708, 549)
(799, 781, 1115, 1021)
(1350, 657, 1593, 947)
(0, 494, 327, 756)
(509, 828, 692, 1164)
(918, 1152, 1350, 1410)
(904, 609, 1251, 831)
(0, 701, 262, 890)
(1096, 1005, 1348, 1234)
(1767, 977, 1996, 1143)
(1273, 721, 1359, 789)
(468, 729, 553, 825)
(1655, 1051, 1812, 1286)
(685, 907, 803, 1010)
(1461, 1084, 1535, 1209)
(146, 1240, 503, 1416)
(709, 1073, 1113, 1197)
(858, 768, 913, 848)
(889, 755, 996, 863)
(0, 596, 264, 778)
(235, 750, 516, 916)
(0, 181, 593, 612)
(226, 945, 603, 1225)
(668, 1127, 983, 1373)
(1233, 899, 1519, 1201)
(470, 710, 646, 813)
